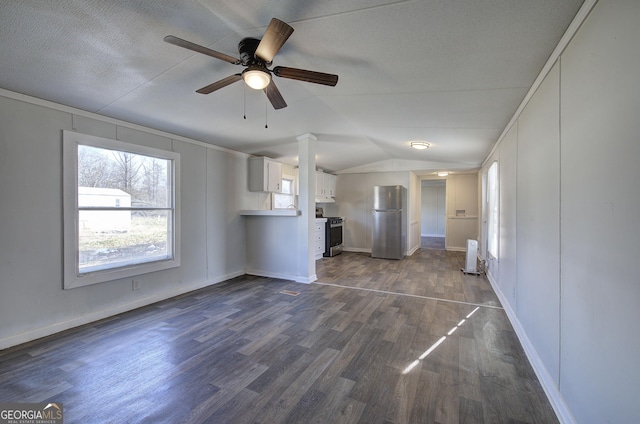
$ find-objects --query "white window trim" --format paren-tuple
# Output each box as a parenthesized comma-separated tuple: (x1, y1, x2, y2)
(486, 161, 499, 261)
(62, 130, 181, 289)
(272, 173, 297, 210)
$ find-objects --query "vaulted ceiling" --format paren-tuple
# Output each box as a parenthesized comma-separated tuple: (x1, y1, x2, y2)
(0, 0, 584, 174)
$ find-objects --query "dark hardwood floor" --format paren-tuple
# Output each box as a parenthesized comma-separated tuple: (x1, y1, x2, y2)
(0, 250, 558, 423)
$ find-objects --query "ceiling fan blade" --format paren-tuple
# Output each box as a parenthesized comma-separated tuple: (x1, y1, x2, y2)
(263, 80, 287, 110)
(164, 35, 240, 65)
(273, 66, 338, 86)
(196, 74, 242, 94)
(255, 18, 294, 63)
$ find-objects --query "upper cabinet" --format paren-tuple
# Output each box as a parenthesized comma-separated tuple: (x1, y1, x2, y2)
(316, 171, 337, 202)
(325, 173, 337, 198)
(248, 157, 282, 193)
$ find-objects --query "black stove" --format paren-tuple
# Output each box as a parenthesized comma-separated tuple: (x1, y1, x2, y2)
(323, 216, 344, 257)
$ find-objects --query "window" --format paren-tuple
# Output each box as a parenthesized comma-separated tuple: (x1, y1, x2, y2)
(272, 175, 296, 209)
(63, 131, 180, 288)
(487, 161, 499, 259)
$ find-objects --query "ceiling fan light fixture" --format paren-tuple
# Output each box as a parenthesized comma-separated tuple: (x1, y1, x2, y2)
(164, 18, 337, 110)
(411, 141, 430, 150)
(243, 67, 271, 90)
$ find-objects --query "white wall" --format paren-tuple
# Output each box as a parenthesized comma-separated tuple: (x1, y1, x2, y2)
(559, 0, 639, 421)
(334, 171, 474, 254)
(445, 174, 478, 251)
(408, 172, 421, 255)
(479, 0, 640, 422)
(244, 216, 299, 280)
(332, 171, 416, 254)
(516, 61, 561, 384)
(0, 93, 256, 349)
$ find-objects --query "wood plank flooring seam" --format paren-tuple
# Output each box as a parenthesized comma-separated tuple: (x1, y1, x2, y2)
(312, 281, 504, 310)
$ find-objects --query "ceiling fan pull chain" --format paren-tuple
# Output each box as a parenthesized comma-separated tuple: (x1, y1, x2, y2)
(243, 85, 247, 120)
(265, 100, 268, 129)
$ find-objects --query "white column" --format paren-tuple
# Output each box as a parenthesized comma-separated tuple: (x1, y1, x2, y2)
(296, 133, 317, 283)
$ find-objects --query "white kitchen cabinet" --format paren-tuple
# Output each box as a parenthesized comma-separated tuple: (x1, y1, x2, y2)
(315, 171, 325, 198)
(248, 157, 282, 192)
(315, 171, 337, 201)
(324, 173, 337, 198)
(315, 218, 327, 259)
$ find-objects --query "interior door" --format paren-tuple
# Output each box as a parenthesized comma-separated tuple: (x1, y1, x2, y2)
(436, 185, 446, 236)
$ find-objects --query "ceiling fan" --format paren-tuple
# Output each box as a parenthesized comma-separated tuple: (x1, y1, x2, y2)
(164, 18, 338, 110)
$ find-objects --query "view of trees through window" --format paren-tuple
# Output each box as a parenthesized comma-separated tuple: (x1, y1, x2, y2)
(77, 145, 173, 274)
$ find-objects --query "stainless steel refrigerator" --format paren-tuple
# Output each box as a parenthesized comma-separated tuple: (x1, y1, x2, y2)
(372, 185, 406, 259)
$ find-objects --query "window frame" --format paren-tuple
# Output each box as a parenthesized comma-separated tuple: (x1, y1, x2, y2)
(62, 130, 181, 289)
(486, 161, 499, 260)
(272, 173, 297, 210)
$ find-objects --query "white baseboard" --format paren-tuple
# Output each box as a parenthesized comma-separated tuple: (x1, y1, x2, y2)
(445, 246, 466, 252)
(0, 270, 245, 351)
(485, 271, 576, 424)
(245, 269, 316, 284)
(295, 274, 317, 284)
(245, 268, 296, 281)
(407, 245, 420, 256)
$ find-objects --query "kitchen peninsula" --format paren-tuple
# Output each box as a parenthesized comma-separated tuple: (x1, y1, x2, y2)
(240, 210, 326, 283)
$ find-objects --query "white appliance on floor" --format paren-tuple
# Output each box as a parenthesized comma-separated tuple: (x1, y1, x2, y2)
(461, 239, 481, 275)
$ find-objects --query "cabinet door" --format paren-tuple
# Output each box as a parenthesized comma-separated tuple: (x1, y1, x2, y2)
(315, 171, 325, 197)
(267, 160, 282, 192)
(325, 174, 337, 197)
(315, 221, 326, 258)
(248, 157, 282, 192)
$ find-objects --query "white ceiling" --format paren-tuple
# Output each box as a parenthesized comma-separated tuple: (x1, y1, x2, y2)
(0, 0, 584, 174)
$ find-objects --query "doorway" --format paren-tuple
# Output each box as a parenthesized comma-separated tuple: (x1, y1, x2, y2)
(420, 180, 446, 250)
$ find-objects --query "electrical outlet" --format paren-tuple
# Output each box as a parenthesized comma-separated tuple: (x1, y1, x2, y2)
(132, 280, 140, 291)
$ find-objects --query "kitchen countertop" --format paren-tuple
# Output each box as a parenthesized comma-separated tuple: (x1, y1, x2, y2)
(239, 210, 301, 216)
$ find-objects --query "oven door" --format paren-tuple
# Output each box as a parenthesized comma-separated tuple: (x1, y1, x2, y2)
(324, 221, 343, 257)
